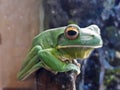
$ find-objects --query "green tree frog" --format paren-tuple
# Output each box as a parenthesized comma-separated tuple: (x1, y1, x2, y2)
(17, 24, 103, 81)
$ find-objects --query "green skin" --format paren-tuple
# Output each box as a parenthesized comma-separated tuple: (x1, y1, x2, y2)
(17, 24, 103, 81)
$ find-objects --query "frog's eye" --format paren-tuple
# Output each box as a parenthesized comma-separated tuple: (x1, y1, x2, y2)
(65, 26, 79, 40)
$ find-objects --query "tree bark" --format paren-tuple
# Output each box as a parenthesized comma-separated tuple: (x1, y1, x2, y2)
(36, 69, 77, 90)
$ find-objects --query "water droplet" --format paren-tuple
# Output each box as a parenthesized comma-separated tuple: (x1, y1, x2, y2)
(4, 15, 8, 19)
(19, 15, 23, 19)
(62, 84, 65, 89)
(7, 26, 11, 30)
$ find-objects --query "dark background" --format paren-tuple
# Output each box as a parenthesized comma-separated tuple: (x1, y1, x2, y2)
(43, 0, 120, 90)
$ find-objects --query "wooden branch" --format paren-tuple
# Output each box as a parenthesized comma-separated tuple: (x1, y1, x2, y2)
(35, 69, 77, 90)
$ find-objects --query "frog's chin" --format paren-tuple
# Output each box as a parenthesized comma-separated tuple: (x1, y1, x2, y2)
(57, 45, 102, 49)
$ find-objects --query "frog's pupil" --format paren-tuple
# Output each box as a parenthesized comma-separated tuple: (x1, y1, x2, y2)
(68, 30, 77, 36)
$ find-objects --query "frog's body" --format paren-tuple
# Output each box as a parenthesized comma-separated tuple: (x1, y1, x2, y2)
(17, 24, 103, 80)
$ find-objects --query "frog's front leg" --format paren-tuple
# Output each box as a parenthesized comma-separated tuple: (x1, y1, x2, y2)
(38, 49, 80, 74)
(17, 45, 44, 81)
(17, 46, 80, 81)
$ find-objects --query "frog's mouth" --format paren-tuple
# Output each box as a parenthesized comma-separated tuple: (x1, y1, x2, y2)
(57, 44, 102, 49)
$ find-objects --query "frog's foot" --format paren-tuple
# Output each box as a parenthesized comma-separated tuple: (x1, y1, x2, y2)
(64, 63, 81, 75)
(61, 59, 81, 75)
(62, 59, 80, 67)
(72, 59, 81, 67)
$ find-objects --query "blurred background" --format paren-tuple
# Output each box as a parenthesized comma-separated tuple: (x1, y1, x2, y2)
(43, 0, 120, 90)
(0, 0, 120, 90)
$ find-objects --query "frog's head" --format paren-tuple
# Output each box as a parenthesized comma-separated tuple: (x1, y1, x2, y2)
(57, 24, 103, 59)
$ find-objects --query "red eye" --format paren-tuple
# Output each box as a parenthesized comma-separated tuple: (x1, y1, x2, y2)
(65, 26, 79, 40)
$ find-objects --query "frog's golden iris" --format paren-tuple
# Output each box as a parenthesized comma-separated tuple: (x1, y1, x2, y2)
(65, 26, 79, 40)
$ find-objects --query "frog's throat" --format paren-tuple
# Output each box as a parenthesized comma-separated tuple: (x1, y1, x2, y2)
(56, 46, 94, 60)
